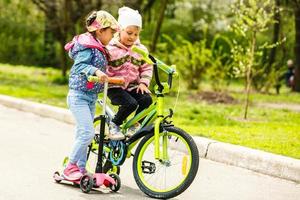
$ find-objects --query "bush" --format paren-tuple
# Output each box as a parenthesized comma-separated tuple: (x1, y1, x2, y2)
(209, 34, 233, 91)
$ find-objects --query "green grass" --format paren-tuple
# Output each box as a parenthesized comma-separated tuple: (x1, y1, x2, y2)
(232, 89, 300, 104)
(168, 99, 300, 159)
(1, 63, 300, 159)
(0, 64, 68, 107)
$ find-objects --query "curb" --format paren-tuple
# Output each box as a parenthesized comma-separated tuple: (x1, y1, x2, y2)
(0, 94, 74, 124)
(1, 94, 299, 183)
(194, 137, 300, 183)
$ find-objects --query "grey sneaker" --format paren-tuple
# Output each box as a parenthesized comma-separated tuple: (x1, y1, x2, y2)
(126, 123, 141, 137)
(108, 122, 125, 140)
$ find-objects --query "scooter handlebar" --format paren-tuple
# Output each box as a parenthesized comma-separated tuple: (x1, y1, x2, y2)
(88, 76, 125, 85)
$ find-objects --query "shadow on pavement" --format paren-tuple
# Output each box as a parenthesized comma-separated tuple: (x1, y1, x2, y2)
(54, 181, 181, 199)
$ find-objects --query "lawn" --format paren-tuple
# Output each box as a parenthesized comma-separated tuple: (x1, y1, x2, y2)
(1, 63, 300, 159)
(0, 64, 67, 107)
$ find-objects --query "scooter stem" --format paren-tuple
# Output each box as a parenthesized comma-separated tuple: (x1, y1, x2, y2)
(95, 81, 109, 174)
(102, 82, 108, 116)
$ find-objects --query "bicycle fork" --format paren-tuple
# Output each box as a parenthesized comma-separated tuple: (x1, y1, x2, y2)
(154, 95, 169, 161)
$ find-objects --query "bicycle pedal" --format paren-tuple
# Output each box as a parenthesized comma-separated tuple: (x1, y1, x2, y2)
(142, 161, 156, 174)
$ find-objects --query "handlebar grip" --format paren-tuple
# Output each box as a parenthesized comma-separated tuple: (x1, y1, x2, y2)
(132, 46, 178, 76)
(131, 45, 153, 64)
(88, 76, 99, 83)
(88, 76, 125, 85)
(131, 45, 148, 57)
(108, 77, 125, 85)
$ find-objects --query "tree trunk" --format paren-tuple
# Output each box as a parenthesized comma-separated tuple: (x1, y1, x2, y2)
(268, 0, 280, 71)
(244, 32, 256, 120)
(294, 6, 300, 91)
(123, 0, 143, 11)
(150, 0, 168, 52)
(142, 0, 156, 13)
(59, 39, 67, 78)
(43, 20, 56, 66)
(32, 0, 104, 78)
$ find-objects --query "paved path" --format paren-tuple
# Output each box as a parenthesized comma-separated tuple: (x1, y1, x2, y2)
(257, 102, 300, 112)
(0, 104, 299, 200)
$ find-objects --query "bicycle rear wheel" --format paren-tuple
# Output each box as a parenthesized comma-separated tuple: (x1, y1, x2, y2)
(133, 126, 199, 199)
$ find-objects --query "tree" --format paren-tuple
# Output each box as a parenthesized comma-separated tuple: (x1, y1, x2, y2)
(32, 0, 103, 78)
(230, 0, 276, 119)
(291, 0, 300, 91)
(122, 0, 144, 11)
(0, 0, 45, 65)
(150, 0, 168, 52)
(31, 0, 163, 77)
(282, 0, 300, 92)
(267, 0, 281, 72)
(170, 36, 212, 90)
(251, 0, 283, 93)
(210, 34, 233, 91)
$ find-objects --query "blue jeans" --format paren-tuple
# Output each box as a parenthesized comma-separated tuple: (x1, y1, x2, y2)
(67, 90, 97, 169)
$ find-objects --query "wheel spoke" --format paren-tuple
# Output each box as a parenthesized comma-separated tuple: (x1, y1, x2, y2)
(133, 126, 199, 198)
(141, 138, 191, 190)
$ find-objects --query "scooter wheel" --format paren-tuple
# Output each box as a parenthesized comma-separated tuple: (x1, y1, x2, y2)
(53, 171, 61, 183)
(109, 173, 121, 192)
(80, 174, 93, 193)
(93, 177, 100, 188)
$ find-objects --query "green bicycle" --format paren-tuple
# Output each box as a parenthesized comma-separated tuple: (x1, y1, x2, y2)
(88, 46, 199, 199)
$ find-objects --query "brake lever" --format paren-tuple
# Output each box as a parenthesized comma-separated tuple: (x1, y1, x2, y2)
(162, 109, 173, 124)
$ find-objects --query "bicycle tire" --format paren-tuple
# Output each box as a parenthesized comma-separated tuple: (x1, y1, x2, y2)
(133, 126, 199, 199)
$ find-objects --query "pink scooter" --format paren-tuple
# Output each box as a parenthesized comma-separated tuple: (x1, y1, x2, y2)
(53, 77, 124, 193)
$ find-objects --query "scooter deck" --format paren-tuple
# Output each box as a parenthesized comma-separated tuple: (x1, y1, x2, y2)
(53, 171, 116, 188)
(53, 171, 81, 184)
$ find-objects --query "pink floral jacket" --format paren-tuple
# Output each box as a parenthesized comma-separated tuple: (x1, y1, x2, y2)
(106, 39, 153, 91)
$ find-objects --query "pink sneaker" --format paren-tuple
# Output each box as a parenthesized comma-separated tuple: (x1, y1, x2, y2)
(79, 168, 88, 175)
(62, 163, 83, 181)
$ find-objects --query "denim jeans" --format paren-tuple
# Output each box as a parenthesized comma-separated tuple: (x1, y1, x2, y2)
(67, 89, 97, 169)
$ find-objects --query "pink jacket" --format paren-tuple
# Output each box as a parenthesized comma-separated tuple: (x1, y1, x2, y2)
(106, 39, 153, 91)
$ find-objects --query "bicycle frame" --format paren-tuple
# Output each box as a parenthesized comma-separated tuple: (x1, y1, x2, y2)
(124, 93, 166, 160)
(91, 46, 177, 162)
(86, 46, 198, 200)
(95, 87, 170, 161)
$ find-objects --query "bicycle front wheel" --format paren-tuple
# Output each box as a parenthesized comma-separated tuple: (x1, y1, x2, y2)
(133, 126, 199, 199)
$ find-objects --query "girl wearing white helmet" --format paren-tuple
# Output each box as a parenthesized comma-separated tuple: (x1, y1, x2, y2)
(106, 7, 153, 138)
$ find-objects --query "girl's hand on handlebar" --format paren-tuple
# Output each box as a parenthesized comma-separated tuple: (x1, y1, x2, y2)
(95, 70, 108, 83)
(137, 83, 151, 94)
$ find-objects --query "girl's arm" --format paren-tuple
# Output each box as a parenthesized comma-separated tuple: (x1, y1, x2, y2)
(135, 44, 153, 87)
(95, 69, 108, 82)
(139, 63, 153, 87)
(73, 48, 106, 77)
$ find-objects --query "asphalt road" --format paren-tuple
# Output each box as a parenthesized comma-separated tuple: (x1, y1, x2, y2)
(0, 104, 299, 200)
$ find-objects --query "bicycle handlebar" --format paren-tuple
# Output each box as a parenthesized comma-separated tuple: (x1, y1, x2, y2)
(131, 45, 178, 92)
(131, 46, 154, 64)
(88, 76, 125, 85)
(131, 45, 178, 76)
